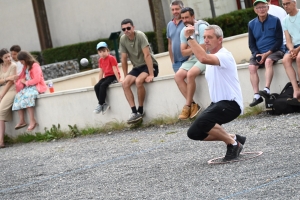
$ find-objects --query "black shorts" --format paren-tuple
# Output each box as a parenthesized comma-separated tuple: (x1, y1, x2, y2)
(187, 100, 241, 141)
(128, 64, 159, 77)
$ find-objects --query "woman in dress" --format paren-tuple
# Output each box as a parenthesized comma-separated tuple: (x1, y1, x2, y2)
(13, 51, 47, 131)
(0, 48, 17, 148)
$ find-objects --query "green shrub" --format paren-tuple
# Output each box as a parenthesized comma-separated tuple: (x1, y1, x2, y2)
(204, 8, 256, 38)
(38, 8, 256, 66)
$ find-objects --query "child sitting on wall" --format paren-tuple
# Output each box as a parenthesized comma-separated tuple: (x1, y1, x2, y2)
(93, 41, 120, 114)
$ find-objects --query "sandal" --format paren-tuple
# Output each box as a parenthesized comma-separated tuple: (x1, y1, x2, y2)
(15, 123, 28, 130)
(27, 123, 38, 131)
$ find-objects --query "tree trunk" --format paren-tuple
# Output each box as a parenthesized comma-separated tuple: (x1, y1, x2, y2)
(149, 0, 166, 53)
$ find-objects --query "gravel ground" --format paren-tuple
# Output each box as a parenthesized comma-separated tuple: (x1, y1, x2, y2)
(1, 112, 300, 200)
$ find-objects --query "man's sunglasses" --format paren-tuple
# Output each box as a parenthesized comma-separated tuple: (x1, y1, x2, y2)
(122, 27, 131, 31)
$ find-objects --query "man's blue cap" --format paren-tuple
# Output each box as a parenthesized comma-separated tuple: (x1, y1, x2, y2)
(96, 42, 108, 50)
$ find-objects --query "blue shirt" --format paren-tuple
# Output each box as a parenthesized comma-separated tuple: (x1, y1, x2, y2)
(248, 14, 284, 56)
(166, 20, 189, 63)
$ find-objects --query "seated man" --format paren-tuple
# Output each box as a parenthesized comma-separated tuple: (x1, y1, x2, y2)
(174, 7, 208, 120)
(119, 19, 159, 124)
(282, 0, 300, 105)
(248, 0, 284, 107)
(185, 24, 246, 161)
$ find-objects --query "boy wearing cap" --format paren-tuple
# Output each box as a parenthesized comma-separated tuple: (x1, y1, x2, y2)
(248, 0, 284, 107)
(93, 41, 120, 114)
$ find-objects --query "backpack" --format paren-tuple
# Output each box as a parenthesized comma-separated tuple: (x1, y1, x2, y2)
(265, 82, 300, 115)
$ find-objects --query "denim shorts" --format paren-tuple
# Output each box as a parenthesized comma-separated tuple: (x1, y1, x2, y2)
(284, 44, 300, 54)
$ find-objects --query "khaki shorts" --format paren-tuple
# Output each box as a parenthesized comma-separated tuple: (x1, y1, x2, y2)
(180, 56, 206, 73)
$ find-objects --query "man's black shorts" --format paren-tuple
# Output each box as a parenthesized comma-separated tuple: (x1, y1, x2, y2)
(128, 64, 159, 77)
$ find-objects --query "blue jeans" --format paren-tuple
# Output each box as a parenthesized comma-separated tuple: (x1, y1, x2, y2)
(172, 59, 188, 73)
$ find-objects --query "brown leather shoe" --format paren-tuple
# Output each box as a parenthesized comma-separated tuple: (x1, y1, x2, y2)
(178, 105, 191, 120)
(190, 103, 201, 118)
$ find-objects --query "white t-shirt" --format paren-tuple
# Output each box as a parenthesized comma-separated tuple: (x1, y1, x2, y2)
(205, 47, 243, 114)
(268, 5, 287, 44)
(12, 60, 23, 76)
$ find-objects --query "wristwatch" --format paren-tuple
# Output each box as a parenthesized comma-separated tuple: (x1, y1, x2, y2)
(186, 36, 194, 41)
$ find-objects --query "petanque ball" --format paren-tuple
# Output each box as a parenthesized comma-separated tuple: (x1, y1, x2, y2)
(80, 58, 89, 67)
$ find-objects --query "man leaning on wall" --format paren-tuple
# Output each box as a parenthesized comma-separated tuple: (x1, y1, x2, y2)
(166, 0, 189, 73)
(281, 0, 300, 105)
(248, 0, 284, 107)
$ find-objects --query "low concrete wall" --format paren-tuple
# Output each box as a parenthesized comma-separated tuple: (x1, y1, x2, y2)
(6, 60, 293, 138)
(47, 33, 249, 93)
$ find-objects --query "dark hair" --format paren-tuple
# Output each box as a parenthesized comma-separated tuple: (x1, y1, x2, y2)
(170, 0, 184, 8)
(181, 7, 194, 16)
(17, 51, 38, 70)
(121, 18, 134, 26)
(10, 45, 21, 52)
(0, 48, 10, 64)
(98, 47, 109, 52)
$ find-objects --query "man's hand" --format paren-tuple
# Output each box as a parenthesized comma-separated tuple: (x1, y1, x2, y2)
(290, 49, 299, 59)
(184, 25, 195, 38)
(145, 75, 154, 83)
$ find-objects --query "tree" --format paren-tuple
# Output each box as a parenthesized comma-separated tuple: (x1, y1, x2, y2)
(148, 0, 166, 53)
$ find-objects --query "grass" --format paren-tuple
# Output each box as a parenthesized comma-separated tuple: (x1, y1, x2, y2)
(239, 105, 265, 118)
(5, 107, 264, 146)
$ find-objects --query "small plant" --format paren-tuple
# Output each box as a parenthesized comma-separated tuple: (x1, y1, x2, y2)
(68, 124, 80, 138)
(239, 105, 265, 118)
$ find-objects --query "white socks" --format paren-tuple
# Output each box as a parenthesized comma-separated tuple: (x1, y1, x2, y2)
(254, 93, 260, 100)
(264, 87, 270, 94)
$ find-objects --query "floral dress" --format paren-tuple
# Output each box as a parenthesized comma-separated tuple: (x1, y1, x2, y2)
(12, 69, 39, 111)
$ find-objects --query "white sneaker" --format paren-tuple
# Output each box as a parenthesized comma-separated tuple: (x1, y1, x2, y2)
(93, 104, 102, 114)
(102, 103, 110, 115)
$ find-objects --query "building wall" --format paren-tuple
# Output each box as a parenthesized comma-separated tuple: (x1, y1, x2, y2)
(0, 0, 154, 52)
(0, 0, 41, 51)
(43, 0, 154, 48)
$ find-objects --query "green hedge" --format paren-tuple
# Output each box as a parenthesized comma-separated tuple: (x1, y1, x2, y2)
(40, 8, 256, 66)
(204, 8, 256, 38)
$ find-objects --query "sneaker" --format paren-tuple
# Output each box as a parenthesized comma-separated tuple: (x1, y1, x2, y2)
(127, 112, 142, 124)
(178, 105, 191, 120)
(223, 142, 243, 161)
(249, 97, 263, 107)
(102, 103, 110, 115)
(93, 104, 102, 114)
(236, 134, 246, 145)
(190, 103, 202, 119)
(259, 90, 270, 100)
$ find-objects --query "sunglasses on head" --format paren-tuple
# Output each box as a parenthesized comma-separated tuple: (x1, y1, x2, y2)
(122, 27, 131, 31)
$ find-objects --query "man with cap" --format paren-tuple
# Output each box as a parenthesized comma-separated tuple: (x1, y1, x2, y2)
(167, 0, 189, 72)
(248, 0, 284, 107)
(119, 18, 159, 124)
(93, 41, 120, 114)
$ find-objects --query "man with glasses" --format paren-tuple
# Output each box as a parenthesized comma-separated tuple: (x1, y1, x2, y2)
(167, 1, 189, 73)
(119, 19, 159, 124)
(175, 7, 208, 120)
(281, 0, 300, 105)
(248, 0, 284, 107)
(184, 24, 245, 161)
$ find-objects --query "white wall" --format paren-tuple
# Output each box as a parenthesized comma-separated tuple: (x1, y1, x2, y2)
(182, 0, 238, 19)
(44, 0, 154, 47)
(0, 0, 41, 51)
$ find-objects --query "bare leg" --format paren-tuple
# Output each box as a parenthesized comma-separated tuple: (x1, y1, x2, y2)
(174, 69, 188, 99)
(264, 58, 274, 89)
(0, 120, 5, 146)
(186, 67, 201, 105)
(27, 107, 36, 127)
(249, 64, 260, 94)
(283, 54, 300, 98)
(135, 72, 148, 107)
(203, 124, 235, 145)
(122, 75, 136, 107)
(16, 109, 26, 125)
